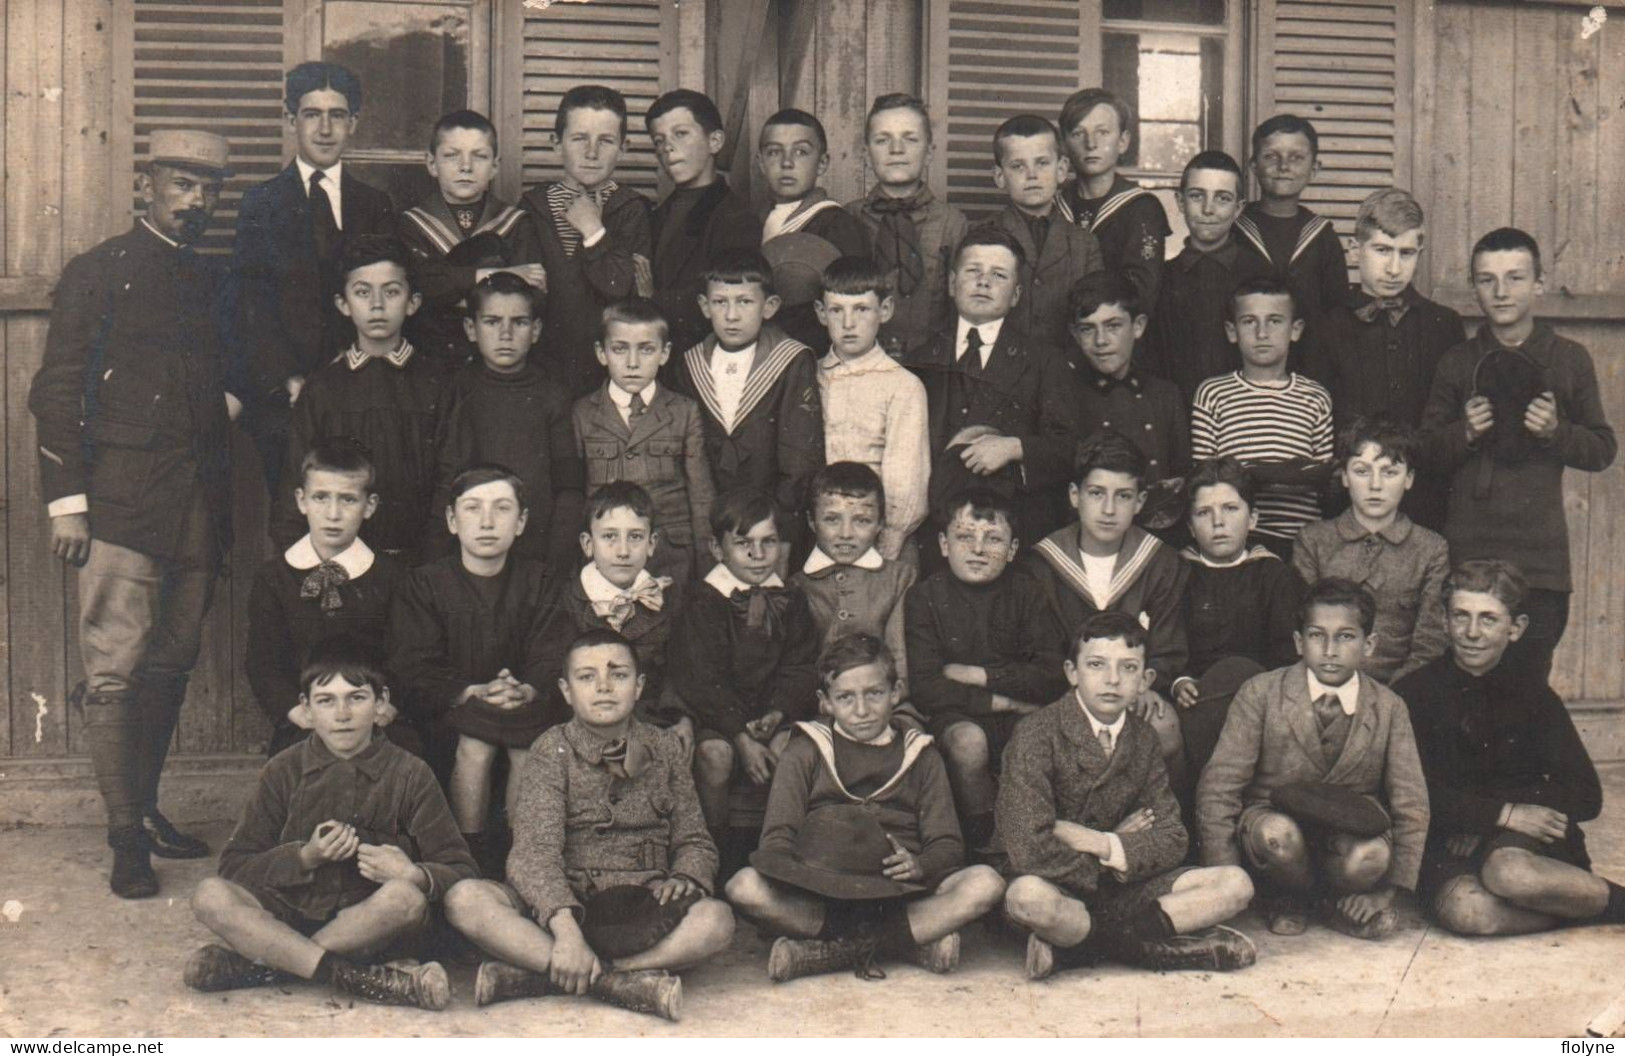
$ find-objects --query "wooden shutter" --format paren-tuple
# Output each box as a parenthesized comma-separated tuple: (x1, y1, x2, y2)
(517, 0, 675, 198)
(122, 0, 290, 254)
(925, 0, 1097, 220)
(1253, 0, 1414, 268)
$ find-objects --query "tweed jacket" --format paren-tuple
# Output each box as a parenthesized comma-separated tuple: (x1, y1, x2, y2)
(992, 203, 1105, 351)
(997, 692, 1188, 897)
(1196, 662, 1430, 890)
(232, 162, 396, 392)
(507, 718, 717, 927)
(572, 383, 716, 549)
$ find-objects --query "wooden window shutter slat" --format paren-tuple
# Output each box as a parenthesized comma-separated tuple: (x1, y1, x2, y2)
(125, 0, 289, 255)
(1254, 0, 1414, 273)
(519, 0, 674, 198)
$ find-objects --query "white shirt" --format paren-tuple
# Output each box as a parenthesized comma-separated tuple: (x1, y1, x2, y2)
(710, 342, 756, 433)
(1074, 690, 1130, 873)
(607, 379, 658, 428)
(296, 157, 344, 229)
(1307, 670, 1361, 716)
(284, 534, 376, 578)
(1078, 550, 1116, 605)
(762, 200, 801, 243)
(704, 562, 785, 597)
(802, 546, 885, 574)
(954, 315, 1006, 370)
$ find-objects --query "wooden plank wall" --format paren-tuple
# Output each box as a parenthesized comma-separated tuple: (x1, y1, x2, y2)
(1423, 0, 1625, 705)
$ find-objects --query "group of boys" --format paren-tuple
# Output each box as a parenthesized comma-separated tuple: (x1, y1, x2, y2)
(31, 57, 1625, 1023)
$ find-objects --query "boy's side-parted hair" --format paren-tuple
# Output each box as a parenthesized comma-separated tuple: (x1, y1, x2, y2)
(952, 225, 1028, 271)
(300, 435, 377, 494)
(1186, 455, 1257, 513)
(1180, 149, 1243, 192)
(1299, 576, 1377, 636)
(1073, 428, 1149, 489)
(710, 487, 781, 542)
(807, 461, 886, 516)
(563, 626, 640, 675)
(1251, 113, 1320, 159)
(1335, 414, 1419, 469)
(1471, 226, 1544, 280)
(1069, 610, 1148, 661)
(1442, 558, 1529, 618)
(285, 61, 362, 115)
(599, 296, 670, 345)
(820, 255, 894, 301)
(1058, 87, 1134, 139)
(447, 462, 529, 513)
(299, 633, 389, 698)
(936, 485, 1018, 536)
(1228, 274, 1297, 323)
(702, 248, 777, 297)
(429, 108, 498, 155)
(466, 270, 545, 321)
(646, 89, 724, 136)
(992, 114, 1062, 165)
(865, 92, 933, 140)
(817, 633, 899, 691)
(1355, 187, 1425, 244)
(761, 107, 829, 154)
(1068, 269, 1143, 324)
(340, 234, 415, 289)
(556, 83, 629, 139)
(585, 480, 657, 530)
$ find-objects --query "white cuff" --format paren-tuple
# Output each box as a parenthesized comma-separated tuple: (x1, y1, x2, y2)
(1101, 832, 1128, 874)
(581, 226, 606, 248)
(48, 494, 88, 518)
(1171, 676, 1197, 696)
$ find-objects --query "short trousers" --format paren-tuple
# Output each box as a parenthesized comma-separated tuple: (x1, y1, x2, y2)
(484, 877, 697, 957)
(1083, 866, 1193, 927)
(925, 711, 1025, 771)
(240, 882, 426, 944)
(1419, 829, 1586, 904)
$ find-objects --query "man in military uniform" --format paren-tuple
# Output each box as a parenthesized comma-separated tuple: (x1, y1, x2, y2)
(29, 130, 239, 898)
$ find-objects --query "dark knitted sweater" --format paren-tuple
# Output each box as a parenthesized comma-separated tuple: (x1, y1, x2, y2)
(1180, 546, 1302, 677)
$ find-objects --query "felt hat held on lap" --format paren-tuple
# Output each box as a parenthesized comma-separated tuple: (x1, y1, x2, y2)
(1270, 782, 1390, 838)
(751, 804, 927, 900)
(580, 884, 702, 960)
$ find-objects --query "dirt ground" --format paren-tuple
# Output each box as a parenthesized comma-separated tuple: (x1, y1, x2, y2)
(3, 767, 1624, 1038)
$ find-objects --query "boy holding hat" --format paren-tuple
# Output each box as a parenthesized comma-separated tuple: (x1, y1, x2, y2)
(727, 635, 1005, 981)
(31, 127, 241, 898)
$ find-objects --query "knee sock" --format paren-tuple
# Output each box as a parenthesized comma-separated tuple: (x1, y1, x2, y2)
(83, 692, 145, 832)
(313, 953, 338, 983)
(1597, 881, 1625, 924)
(138, 679, 187, 814)
(874, 905, 919, 956)
(1128, 902, 1178, 943)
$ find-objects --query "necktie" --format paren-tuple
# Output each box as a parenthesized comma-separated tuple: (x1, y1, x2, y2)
(628, 391, 647, 421)
(599, 737, 629, 778)
(309, 170, 339, 258)
(1313, 692, 1344, 729)
(299, 560, 350, 612)
(962, 327, 985, 379)
(1026, 211, 1049, 258)
(869, 193, 925, 296)
(730, 585, 790, 635)
(1097, 727, 1115, 759)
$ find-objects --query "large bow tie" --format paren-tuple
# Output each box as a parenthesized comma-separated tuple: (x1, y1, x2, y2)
(1354, 296, 1409, 327)
(595, 575, 673, 632)
(729, 584, 791, 635)
(869, 193, 926, 296)
(300, 560, 350, 612)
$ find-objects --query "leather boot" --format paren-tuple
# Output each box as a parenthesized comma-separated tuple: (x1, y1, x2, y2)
(330, 958, 451, 1010)
(108, 825, 158, 900)
(184, 944, 288, 991)
(1110, 924, 1258, 972)
(590, 969, 682, 1021)
(474, 960, 551, 1007)
(1320, 900, 1398, 941)
(766, 934, 883, 982)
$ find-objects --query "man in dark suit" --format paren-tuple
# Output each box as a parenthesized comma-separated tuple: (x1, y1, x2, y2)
(908, 227, 1083, 558)
(231, 62, 396, 493)
(30, 130, 241, 899)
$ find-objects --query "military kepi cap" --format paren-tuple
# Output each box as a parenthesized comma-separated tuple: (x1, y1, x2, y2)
(149, 129, 233, 177)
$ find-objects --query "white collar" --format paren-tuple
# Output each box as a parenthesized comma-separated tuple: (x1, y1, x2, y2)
(1075, 690, 1128, 739)
(580, 562, 659, 604)
(607, 379, 656, 409)
(767, 200, 801, 217)
(833, 720, 897, 747)
(295, 156, 343, 190)
(819, 344, 891, 373)
(138, 218, 183, 249)
(955, 315, 1005, 354)
(1307, 670, 1361, 716)
(803, 546, 885, 574)
(343, 340, 414, 371)
(712, 341, 757, 360)
(284, 534, 375, 578)
(704, 562, 784, 596)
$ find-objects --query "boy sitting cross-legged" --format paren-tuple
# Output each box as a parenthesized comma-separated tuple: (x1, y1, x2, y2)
(1292, 416, 1449, 684)
(186, 636, 475, 1010)
(1000, 612, 1257, 980)
(248, 437, 413, 758)
(904, 487, 1070, 853)
(444, 628, 735, 1021)
(667, 488, 821, 835)
(1026, 431, 1190, 786)
(727, 634, 1006, 982)
(1196, 578, 1430, 940)
(1396, 560, 1625, 937)
(792, 462, 918, 694)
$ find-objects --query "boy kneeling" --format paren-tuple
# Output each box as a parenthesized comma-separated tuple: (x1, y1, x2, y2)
(728, 635, 1005, 981)
(1001, 612, 1256, 979)
(443, 629, 734, 1021)
(187, 637, 475, 1010)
